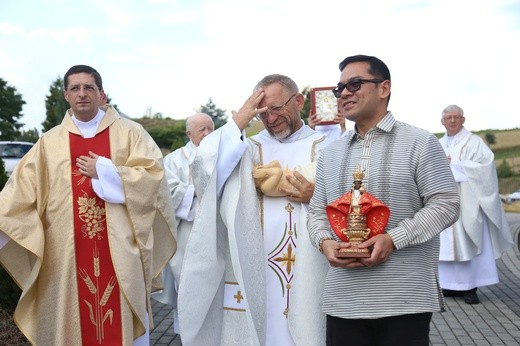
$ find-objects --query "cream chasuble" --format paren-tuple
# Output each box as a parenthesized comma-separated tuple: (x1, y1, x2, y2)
(0, 106, 177, 345)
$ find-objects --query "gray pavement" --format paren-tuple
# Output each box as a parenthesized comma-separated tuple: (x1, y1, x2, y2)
(150, 213, 520, 346)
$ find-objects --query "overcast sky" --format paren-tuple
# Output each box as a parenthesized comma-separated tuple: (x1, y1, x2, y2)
(1, 0, 519, 134)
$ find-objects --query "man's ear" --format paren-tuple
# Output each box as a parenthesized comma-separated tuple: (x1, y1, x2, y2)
(295, 93, 305, 110)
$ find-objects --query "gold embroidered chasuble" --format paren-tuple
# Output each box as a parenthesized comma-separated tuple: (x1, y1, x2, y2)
(0, 106, 177, 345)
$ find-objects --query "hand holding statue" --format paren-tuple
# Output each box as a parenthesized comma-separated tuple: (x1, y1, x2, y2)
(253, 160, 316, 203)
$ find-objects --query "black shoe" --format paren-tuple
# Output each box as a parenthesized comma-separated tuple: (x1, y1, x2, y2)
(463, 289, 479, 304)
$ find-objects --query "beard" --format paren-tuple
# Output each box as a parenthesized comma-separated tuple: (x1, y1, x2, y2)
(266, 126, 291, 140)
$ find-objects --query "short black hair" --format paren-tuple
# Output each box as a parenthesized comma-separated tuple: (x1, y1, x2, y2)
(338, 55, 391, 81)
(64, 65, 103, 90)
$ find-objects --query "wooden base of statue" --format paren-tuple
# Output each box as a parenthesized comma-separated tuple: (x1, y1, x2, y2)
(336, 211, 371, 258)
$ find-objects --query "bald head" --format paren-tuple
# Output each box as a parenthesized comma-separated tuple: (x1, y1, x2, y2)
(186, 113, 215, 146)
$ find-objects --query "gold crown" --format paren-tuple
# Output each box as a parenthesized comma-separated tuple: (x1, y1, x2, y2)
(352, 167, 364, 181)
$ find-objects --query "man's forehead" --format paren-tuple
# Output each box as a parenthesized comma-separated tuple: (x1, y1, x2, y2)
(340, 62, 370, 77)
(68, 73, 95, 83)
(260, 83, 288, 103)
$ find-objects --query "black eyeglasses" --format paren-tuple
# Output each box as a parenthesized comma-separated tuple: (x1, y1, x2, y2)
(332, 79, 384, 98)
(256, 94, 297, 120)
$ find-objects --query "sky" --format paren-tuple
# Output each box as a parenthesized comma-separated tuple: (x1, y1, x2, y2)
(1, 0, 519, 134)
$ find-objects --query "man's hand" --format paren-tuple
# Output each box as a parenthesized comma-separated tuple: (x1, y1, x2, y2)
(322, 233, 395, 268)
(281, 171, 314, 203)
(333, 113, 347, 133)
(308, 113, 320, 129)
(231, 88, 268, 131)
(77, 151, 100, 179)
(322, 240, 362, 267)
(357, 233, 395, 267)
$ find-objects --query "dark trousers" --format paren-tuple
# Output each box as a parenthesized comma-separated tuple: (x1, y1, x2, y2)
(326, 312, 432, 346)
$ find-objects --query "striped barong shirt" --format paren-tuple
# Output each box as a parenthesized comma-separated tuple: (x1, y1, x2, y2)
(308, 112, 460, 319)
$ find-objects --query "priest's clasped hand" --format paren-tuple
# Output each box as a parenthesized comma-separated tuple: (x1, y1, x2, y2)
(76, 151, 99, 179)
(281, 171, 314, 203)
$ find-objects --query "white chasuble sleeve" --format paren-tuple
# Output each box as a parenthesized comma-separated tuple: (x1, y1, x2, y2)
(92, 156, 125, 203)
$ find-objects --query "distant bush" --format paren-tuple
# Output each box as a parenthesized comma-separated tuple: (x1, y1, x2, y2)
(497, 160, 513, 178)
(145, 126, 187, 152)
(485, 132, 496, 145)
(0, 159, 8, 188)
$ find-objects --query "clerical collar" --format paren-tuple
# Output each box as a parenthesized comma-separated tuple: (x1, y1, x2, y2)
(445, 127, 468, 147)
(72, 108, 106, 138)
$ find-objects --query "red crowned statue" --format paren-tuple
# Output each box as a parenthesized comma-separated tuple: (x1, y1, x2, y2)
(326, 167, 390, 257)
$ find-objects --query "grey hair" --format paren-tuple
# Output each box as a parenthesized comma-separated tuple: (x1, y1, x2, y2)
(442, 104, 464, 117)
(185, 113, 213, 131)
(254, 74, 299, 94)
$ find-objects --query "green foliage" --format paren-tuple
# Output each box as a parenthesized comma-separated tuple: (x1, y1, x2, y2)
(106, 95, 119, 112)
(16, 128, 39, 143)
(0, 78, 25, 140)
(497, 159, 513, 178)
(146, 126, 187, 151)
(0, 160, 19, 311)
(485, 132, 496, 145)
(198, 98, 227, 129)
(493, 145, 520, 160)
(0, 156, 8, 189)
(301, 86, 310, 124)
(42, 77, 68, 132)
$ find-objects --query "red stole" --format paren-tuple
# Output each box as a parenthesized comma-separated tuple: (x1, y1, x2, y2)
(70, 129, 122, 345)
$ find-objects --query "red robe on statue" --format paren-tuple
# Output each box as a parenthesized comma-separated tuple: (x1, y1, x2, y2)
(326, 190, 390, 242)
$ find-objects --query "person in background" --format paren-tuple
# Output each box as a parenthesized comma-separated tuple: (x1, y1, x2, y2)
(177, 74, 329, 345)
(0, 64, 176, 345)
(153, 112, 214, 334)
(307, 54, 460, 345)
(308, 110, 346, 144)
(438, 104, 514, 304)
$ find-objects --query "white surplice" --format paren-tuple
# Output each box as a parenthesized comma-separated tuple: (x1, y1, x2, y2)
(177, 121, 329, 345)
(438, 128, 514, 290)
(153, 141, 198, 333)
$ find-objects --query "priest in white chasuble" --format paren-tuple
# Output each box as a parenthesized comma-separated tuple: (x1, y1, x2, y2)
(438, 104, 513, 304)
(0, 65, 177, 346)
(177, 74, 330, 346)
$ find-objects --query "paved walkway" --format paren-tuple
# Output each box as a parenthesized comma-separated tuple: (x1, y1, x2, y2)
(150, 213, 520, 345)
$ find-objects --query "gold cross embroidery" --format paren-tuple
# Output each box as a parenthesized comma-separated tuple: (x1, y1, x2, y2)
(234, 290, 244, 303)
(274, 243, 295, 274)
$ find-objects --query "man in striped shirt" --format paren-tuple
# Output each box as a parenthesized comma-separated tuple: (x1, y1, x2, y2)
(308, 55, 460, 345)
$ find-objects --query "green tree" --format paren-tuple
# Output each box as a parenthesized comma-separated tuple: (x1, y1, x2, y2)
(198, 98, 227, 129)
(0, 78, 25, 140)
(0, 157, 20, 311)
(16, 127, 40, 143)
(0, 156, 8, 189)
(42, 77, 68, 132)
(301, 86, 311, 124)
(146, 126, 186, 151)
(497, 159, 513, 178)
(485, 132, 496, 146)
